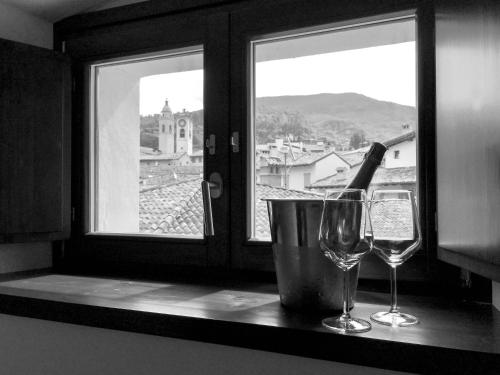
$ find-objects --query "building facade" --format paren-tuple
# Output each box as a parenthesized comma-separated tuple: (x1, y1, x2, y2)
(158, 99, 194, 155)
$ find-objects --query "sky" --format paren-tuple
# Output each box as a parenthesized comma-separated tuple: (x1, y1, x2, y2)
(139, 41, 415, 116)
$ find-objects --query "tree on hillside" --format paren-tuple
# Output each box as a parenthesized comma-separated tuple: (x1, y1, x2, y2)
(255, 110, 311, 144)
(349, 130, 366, 150)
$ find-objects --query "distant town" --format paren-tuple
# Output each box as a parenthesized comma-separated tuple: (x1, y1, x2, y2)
(139, 95, 416, 239)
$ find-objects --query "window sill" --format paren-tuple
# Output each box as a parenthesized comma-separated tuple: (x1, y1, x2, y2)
(0, 273, 497, 374)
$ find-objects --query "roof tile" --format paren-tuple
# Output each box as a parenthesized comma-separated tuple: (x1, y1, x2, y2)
(309, 166, 416, 189)
(139, 178, 321, 239)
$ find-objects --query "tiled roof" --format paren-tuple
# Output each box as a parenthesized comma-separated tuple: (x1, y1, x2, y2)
(141, 165, 202, 177)
(309, 166, 416, 189)
(139, 175, 416, 241)
(303, 144, 326, 152)
(338, 147, 369, 167)
(139, 179, 321, 239)
(336, 131, 416, 167)
(371, 199, 415, 240)
(140, 178, 202, 235)
(140, 152, 186, 161)
(254, 184, 322, 240)
(267, 149, 349, 167)
(140, 166, 202, 188)
(383, 130, 416, 148)
(290, 150, 341, 167)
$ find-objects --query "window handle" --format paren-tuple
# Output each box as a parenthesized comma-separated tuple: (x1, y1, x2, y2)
(201, 172, 223, 237)
(201, 181, 214, 236)
(205, 134, 216, 155)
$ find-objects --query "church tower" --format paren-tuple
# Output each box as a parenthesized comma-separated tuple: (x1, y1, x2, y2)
(175, 109, 193, 155)
(158, 99, 175, 154)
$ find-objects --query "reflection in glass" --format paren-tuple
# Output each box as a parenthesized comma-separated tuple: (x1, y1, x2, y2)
(319, 188, 373, 333)
(369, 189, 421, 326)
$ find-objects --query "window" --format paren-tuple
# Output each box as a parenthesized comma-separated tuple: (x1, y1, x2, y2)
(249, 17, 417, 241)
(229, 4, 433, 278)
(304, 172, 311, 187)
(62, 1, 433, 277)
(90, 48, 204, 237)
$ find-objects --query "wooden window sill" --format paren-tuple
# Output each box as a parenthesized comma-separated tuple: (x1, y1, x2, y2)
(0, 273, 497, 374)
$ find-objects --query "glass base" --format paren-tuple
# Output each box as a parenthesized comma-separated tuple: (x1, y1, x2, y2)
(322, 315, 371, 334)
(370, 311, 419, 327)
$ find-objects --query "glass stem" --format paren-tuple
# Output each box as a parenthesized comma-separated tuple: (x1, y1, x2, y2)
(389, 266, 399, 313)
(342, 268, 351, 319)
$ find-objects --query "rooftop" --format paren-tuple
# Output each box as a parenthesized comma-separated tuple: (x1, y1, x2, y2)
(338, 148, 369, 167)
(140, 152, 187, 161)
(265, 149, 350, 168)
(309, 165, 416, 189)
(139, 178, 321, 239)
(337, 131, 416, 166)
(383, 130, 416, 148)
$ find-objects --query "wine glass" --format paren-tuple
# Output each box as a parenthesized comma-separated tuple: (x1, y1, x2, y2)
(369, 190, 422, 327)
(319, 188, 373, 334)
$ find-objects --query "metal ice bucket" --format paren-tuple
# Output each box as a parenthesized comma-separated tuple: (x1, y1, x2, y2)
(266, 199, 359, 311)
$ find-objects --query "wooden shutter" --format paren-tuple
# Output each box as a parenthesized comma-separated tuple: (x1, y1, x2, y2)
(0, 38, 71, 242)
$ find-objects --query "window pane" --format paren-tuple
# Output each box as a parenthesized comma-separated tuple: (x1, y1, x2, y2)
(251, 18, 417, 241)
(92, 49, 204, 237)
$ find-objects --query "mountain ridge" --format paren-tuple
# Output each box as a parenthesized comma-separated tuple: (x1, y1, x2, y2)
(141, 93, 416, 150)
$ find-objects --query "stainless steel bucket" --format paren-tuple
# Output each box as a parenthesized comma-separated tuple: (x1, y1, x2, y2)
(266, 199, 359, 311)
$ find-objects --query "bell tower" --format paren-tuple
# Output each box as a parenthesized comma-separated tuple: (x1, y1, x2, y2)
(175, 109, 193, 155)
(158, 98, 175, 154)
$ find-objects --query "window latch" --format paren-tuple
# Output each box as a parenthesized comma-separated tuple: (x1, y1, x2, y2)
(205, 134, 216, 155)
(231, 132, 239, 153)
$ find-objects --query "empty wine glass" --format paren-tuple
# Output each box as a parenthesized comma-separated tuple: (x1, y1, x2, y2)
(369, 190, 421, 327)
(319, 188, 373, 334)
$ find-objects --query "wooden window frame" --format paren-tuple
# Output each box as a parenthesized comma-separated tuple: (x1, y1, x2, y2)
(59, 9, 231, 273)
(55, 0, 437, 284)
(229, 0, 437, 282)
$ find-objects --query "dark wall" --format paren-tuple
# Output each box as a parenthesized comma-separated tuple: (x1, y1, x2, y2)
(436, 0, 500, 281)
(0, 2, 53, 274)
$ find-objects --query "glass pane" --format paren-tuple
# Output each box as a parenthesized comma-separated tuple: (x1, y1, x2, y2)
(251, 18, 417, 241)
(92, 49, 204, 237)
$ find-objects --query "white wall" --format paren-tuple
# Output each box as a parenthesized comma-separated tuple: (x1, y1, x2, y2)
(288, 165, 311, 190)
(96, 67, 140, 233)
(384, 139, 416, 168)
(315, 153, 350, 182)
(0, 313, 412, 375)
(0, 1, 53, 273)
(288, 154, 349, 190)
(0, 1, 52, 48)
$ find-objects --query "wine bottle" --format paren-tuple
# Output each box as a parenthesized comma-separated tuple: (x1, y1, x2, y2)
(346, 142, 387, 190)
(339, 142, 387, 199)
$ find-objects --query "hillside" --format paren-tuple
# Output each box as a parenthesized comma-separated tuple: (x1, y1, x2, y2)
(141, 93, 416, 150)
(255, 93, 416, 147)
